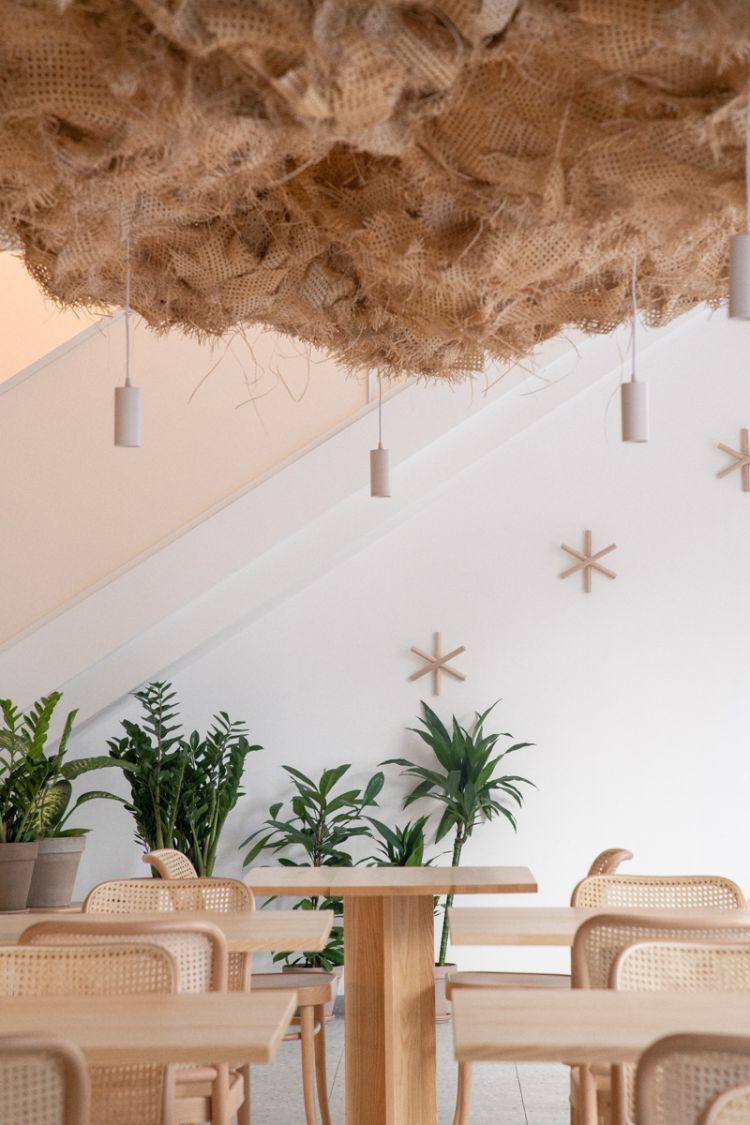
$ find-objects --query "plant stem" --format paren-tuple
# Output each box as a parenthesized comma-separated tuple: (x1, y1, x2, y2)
(438, 834, 465, 966)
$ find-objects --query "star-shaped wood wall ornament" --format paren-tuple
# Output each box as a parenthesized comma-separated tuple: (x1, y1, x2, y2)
(560, 529, 617, 593)
(717, 428, 750, 492)
(409, 632, 466, 696)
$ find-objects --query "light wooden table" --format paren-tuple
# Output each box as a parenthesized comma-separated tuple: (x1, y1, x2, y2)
(1, 990, 297, 1066)
(0, 908, 333, 954)
(448, 906, 750, 947)
(245, 865, 537, 1125)
(452, 988, 750, 1064)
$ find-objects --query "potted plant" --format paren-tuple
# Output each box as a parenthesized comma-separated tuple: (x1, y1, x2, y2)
(384, 700, 534, 1020)
(242, 763, 384, 1016)
(364, 815, 432, 867)
(0, 693, 126, 910)
(105, 681, 261, 875)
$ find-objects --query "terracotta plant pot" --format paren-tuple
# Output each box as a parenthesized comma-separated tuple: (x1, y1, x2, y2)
(27, 837, 85, 908)
(0, 841, 39, 911)
(434, 962, 457, 1023)
(282, 963, 344, 1020)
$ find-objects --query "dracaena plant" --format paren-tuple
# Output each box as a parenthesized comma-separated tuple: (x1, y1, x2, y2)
(241, 763, 384, 969)
(364, 815, 432, 867)
(0, 693, 126, 843)
(384, 700, 534, 966)
(106, 681, 261, 875)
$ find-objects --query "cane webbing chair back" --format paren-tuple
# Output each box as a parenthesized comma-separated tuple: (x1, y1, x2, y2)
(636, 1034, 750, 1125)
(0, 1036, 90, 1125)
(84, 877, 252, 992)
(85, 877, 254, 915)
(572, 915, 750, 990)
(587, 848, 634, 877)
(143, 849, 198, 880)
(0, 944, 176, 1125)
(571, 874, 746, 911)
(20, 919, 227, 994)
(611, 942, 750, 1125)
(704, 1084, 750, 1124)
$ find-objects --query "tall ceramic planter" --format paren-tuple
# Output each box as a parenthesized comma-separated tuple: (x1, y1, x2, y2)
(27, 837, 85, 908)
(434, 962, 457, 1023)
(0, 841, 39, 911)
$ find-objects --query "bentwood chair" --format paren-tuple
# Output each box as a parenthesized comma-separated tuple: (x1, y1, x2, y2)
(21, 918, 240, 1125)
(92, 873, 334, 1125)
(447, 847, 633, 1125)
(611, 942, 750, 1125)
(572, 914, 750, 1125)
(635, 1034, 750, 1125)
(139, 862, 335, 1125)
(0, 1035, 90, 1125)
(570, 874, 747, 910)
(143, 850, 198, 880)
(0, 942, 178, 1125)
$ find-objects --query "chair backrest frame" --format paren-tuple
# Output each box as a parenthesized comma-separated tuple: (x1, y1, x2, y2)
(587, 848, 634, 877)
(142, 849, 198, 880)
(636, 1033, 750, 1125)
(84, 876, 254, 915)
(571, 874, 747, 911)
(0, 1035, 90, 1125)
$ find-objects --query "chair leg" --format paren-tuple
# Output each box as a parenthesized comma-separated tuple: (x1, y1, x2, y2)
(453, 1061, 473, 1125)
(313, 1004, 331, 1125)
(237, 1064, 251, 1125)
(300, 1006, 318, 1125)
(211, 1063, 230, 1125)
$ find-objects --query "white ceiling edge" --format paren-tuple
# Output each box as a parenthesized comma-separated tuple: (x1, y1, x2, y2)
(0, 306, 708, 725)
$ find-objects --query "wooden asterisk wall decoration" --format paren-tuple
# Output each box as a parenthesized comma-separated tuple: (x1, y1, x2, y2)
(560, 529, 617, 594)
(409, 632, 466, 696)
(717, 428, 750, 492)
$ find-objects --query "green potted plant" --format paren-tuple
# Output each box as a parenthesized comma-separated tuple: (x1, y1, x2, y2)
(242, 763, 384, 1015)
(364, 815, 432, 867)
(0, 693, 126, 910)
(105, 681, 261, 875)
(384, 700, 534, 1019)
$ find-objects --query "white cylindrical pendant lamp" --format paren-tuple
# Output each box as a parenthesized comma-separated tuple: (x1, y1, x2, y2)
(114, 384, 142, 447)
(620, 379, 648, 443)
(370, 445, 391, 497)
(730, 233, 750, 319)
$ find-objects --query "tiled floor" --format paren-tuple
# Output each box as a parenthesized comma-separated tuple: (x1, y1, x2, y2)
(250, 1014, 569, 1123)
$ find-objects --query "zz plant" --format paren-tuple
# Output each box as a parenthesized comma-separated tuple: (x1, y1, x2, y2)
(384, 700, 534, 966)
(106, 681, 260, 875)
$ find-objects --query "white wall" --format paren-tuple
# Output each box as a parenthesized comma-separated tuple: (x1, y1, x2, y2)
(68, 308, 750, 975)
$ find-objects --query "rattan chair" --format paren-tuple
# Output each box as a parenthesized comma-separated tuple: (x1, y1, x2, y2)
(703, 1083, 750, 1124)
(572, 915, 750, 1125)
(88, 873, 333, 1125)
(611, 942, 750, 1125)
(143, 851, 198, 880)
(447, 847, 633, 1125)
(0, 1035, 90, 1125)
(635, 1034, 750, 1125)
(0, 942, 178, 1125)
(571, 874, 747, 910)
(20, 919, 240, 1125)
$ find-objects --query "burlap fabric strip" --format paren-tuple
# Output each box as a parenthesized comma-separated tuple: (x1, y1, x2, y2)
(0, 0, 748, 378)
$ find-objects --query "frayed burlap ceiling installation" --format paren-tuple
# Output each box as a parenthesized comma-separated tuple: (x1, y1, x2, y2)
(1, 1, 749, 377)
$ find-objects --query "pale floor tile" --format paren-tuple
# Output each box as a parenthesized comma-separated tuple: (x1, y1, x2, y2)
(248, 1016, 569, 1124)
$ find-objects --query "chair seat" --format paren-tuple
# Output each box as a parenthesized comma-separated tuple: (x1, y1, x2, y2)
(252, 972, 335, 1007)
(446, 971, 571, 998)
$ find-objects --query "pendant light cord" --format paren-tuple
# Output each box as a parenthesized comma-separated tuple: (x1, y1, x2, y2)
(630, 253, 638, 383)
(377, 372, 383, 449)
(124, 238, 132, 388)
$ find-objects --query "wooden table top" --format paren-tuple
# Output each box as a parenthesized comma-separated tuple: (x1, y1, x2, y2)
(244, 865, 537, 897)
(0, 990, 297, 1066)
(448, 906, 750, 946)
(452, 988, 750, 1065)
(0, 909, 333, 953)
